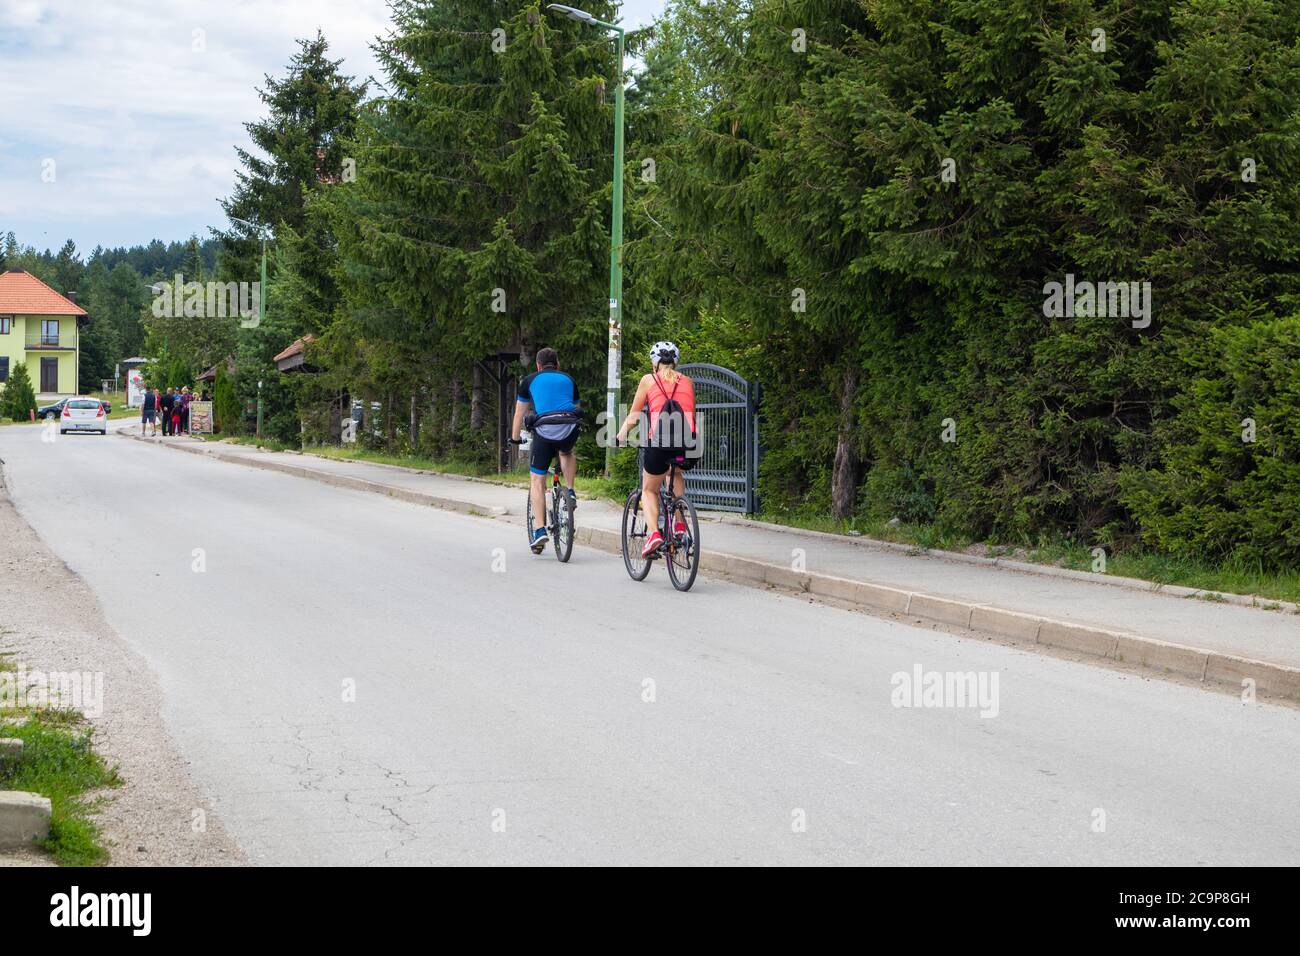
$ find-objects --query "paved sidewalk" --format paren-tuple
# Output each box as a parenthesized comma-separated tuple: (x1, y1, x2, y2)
(128, 433, 1300, 692)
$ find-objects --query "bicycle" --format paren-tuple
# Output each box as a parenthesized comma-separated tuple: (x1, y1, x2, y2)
(619, 448, 701, 591)
(510, 414, 579, 563)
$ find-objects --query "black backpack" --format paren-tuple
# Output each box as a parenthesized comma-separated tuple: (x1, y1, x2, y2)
(652, 374, 694, 448)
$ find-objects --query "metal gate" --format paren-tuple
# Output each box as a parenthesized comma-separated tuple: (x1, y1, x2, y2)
(678, 363, 760, 513)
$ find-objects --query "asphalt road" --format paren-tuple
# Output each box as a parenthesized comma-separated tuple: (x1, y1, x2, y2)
(2, 421, 1298, 865)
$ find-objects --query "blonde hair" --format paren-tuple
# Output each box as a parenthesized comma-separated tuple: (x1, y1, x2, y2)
(653, 360, 680, 383)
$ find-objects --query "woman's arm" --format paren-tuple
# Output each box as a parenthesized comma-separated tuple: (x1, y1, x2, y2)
(616, 375, 652, 441)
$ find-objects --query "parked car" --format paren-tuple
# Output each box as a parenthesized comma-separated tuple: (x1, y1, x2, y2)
(60, 398, 107, 435)
(37, 396, 111, 420)
(37, 397, 69, 420)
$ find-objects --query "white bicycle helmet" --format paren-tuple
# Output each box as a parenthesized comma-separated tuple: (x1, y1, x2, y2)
(649, 341, 680, 366)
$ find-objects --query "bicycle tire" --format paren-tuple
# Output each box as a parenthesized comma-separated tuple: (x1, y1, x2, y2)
(665, 495, 701, 592)
(553, 485, 574, 563)
(621, 488, 652, 581)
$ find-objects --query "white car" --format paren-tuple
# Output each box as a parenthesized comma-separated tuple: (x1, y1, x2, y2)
(60, 397, 108, 435)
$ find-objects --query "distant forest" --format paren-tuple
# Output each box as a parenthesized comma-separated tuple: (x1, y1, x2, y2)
(0, 233, 220, 283)
(0, 231, 220, 385)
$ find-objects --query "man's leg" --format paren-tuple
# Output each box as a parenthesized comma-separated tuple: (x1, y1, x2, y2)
(558, 450, 577, 492)
(529, 472, 548, 532)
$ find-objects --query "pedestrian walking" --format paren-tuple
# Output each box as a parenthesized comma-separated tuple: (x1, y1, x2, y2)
(140, 385, 158, 437)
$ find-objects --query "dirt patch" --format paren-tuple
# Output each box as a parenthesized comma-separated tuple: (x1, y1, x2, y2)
(0, 466, 243, 866)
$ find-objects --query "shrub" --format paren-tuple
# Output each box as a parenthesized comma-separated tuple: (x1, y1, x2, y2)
(1121, 314, 1300, 567)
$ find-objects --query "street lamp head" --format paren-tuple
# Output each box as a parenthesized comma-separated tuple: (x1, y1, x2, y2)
(230, 216, 270, 239)
(546, 3, 598, 25)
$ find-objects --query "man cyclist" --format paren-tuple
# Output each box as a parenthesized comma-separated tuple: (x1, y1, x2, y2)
(512, 347, 581, 553)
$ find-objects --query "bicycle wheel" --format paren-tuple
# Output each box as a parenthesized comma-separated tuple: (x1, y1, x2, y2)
(525, 489, 545, 553)
(665, 495, 701, 592)
(552, 485, 574, 563)
(621, 488, 652, 581)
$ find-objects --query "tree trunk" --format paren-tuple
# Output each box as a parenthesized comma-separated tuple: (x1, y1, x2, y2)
(329, 389, 346, 444)
(470, 364, 484, 432)
(448, 375, 462, 443)
(409, 391, 418, 447)
(830, 365, 860, 520)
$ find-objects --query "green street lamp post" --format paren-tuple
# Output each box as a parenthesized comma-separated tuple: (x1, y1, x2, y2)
(546, 3, 624, 476)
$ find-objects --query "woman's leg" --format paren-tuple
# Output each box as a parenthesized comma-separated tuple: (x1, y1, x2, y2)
(642, 469, 665, 533)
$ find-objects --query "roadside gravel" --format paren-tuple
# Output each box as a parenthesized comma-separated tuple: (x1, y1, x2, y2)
(0, 466, 243, 866)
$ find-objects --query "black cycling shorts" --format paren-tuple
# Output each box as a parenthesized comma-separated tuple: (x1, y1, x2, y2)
(530, 429, 578, 475)
(643, 446, 696, 477)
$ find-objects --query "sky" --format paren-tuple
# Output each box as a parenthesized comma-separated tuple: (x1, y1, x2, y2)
(0, 0, 669, 256)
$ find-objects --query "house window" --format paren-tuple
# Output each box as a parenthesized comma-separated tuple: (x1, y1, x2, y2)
(0, 316, 11, 334)
(0, 357, 8, 382)
(41, 319, 59, 346)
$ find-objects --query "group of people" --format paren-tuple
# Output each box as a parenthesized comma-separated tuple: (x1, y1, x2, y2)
(511, 341, 698, 558)
(140, 385, 206, 438)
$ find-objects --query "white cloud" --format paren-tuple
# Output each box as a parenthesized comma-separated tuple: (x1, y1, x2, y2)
(0, 0, 392, 250)
(0, 0, 669, 253)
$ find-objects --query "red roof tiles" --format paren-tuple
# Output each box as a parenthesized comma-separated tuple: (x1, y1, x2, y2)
(272, 335, 315, 363)
(0, 269, 87, 316)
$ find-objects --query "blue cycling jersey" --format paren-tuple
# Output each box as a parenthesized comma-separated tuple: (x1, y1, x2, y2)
(518, 369, 577, 415)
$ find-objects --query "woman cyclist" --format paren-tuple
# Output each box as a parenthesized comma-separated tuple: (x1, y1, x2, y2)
(615, 341, 697, 557)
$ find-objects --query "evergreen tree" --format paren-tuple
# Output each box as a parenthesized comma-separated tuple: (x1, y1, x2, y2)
(107, 261, 148, 358)
(52, 239, 82, 297)
(79, 257, 119, 390)
(212, 32, 368, 439)
(142, 235, 236, 382)
(215, 32, 369, 286)
(2, 362, 37, 421)
(213, 363, 239, 434)
(330, 0, 615, 458)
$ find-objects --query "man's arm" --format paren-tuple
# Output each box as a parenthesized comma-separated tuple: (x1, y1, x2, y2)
(511, 400, 530, 442)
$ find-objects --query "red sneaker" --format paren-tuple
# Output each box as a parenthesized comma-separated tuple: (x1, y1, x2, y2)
(674, 520, 688, 535)
(641, 530, 664, 558)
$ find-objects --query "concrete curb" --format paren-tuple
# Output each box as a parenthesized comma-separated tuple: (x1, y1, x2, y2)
(715, 514, 1300, 615)
(126, 433, 1300, 701)
(0, 791, 51, 850)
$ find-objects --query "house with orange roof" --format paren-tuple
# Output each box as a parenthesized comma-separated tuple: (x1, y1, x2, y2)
(0, 268, 89, 399)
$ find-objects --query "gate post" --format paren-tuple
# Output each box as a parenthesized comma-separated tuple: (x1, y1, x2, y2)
(748, 380, 762, 514)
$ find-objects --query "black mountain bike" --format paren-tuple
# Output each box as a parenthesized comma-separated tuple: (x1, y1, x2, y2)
(510, 417, 578, 563)
(620, 452, 701, 591)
